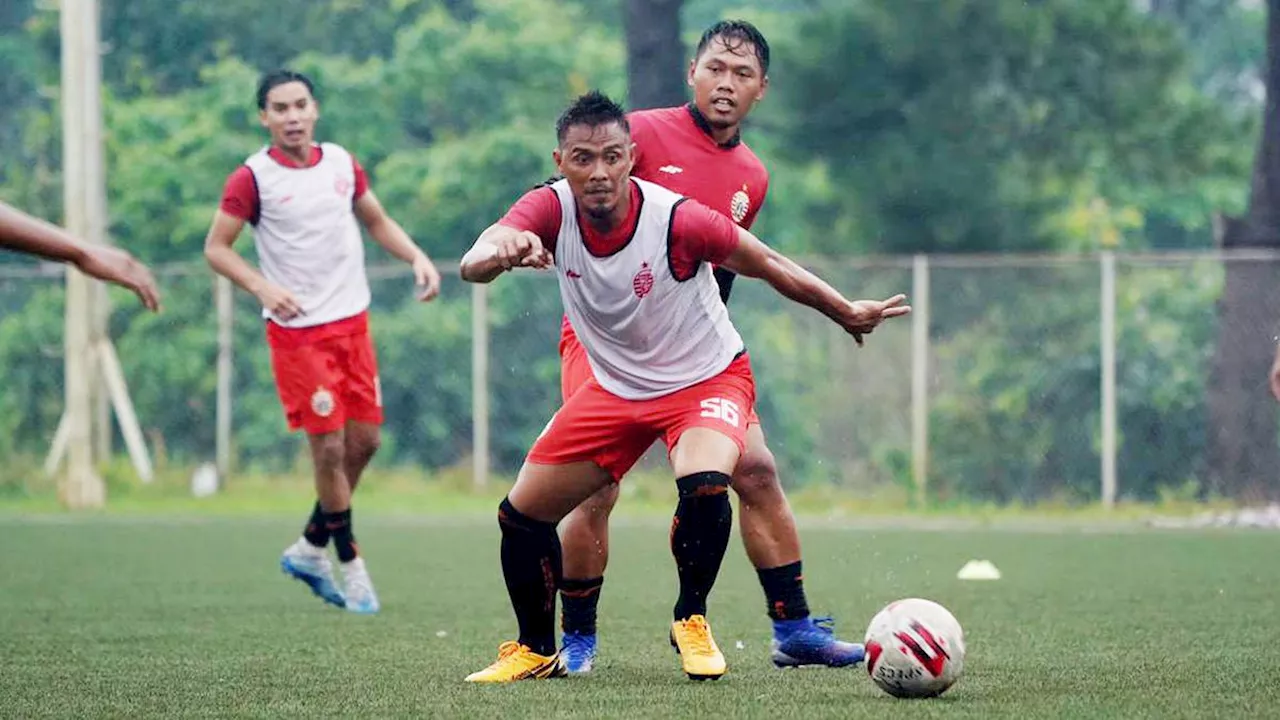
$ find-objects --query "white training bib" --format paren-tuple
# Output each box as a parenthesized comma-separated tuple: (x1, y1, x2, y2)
(244, 142, 370, 327)
(552, 177, 743, 399)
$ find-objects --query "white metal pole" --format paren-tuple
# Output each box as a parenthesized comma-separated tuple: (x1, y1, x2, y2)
(215, 275, 234, 486)
(472, 283, 490, 489)
(86, 0, 110, 466)
(59, 0, 104, 508)
(1100, 251, 1118, 509)
(911, 254, 930, 508)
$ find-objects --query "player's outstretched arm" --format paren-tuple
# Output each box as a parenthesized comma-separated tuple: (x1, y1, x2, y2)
(0, 201, 161, 312)
(459, 223, 552, 284)
(354, 191, 441, 302)
(203, 209, 305, 321)
(719, 228, 910, 346)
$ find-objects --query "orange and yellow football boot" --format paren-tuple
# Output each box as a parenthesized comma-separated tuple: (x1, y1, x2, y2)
(670, 615, 727, 680)
(464, 641, 567, 683)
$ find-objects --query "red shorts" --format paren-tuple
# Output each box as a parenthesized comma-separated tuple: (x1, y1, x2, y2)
(530, 352, 757, 481)
(266, 311, 383, 435)
(559, 319, 761, 424)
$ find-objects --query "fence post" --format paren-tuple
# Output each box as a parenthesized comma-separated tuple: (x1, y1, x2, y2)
(1100, 251, 1117, 509)
(215, 274, 234, 486)
(472, 282, 490, 489)
(911, 254, 930, 508)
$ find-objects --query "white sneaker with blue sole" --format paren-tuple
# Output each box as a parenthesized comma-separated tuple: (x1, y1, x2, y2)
(341, 556, 380, 614)
(280, 538, 346, 609)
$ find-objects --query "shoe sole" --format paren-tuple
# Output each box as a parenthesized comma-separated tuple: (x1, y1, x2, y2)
(771, 652, 864, 669)
(465, 663, 567, 683)
(280, 558, 346, 608)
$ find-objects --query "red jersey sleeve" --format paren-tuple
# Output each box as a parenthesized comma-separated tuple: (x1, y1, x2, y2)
(219, 166, 258, 223)
(352, 156, 369, 200)
(668, 199, 742, 280)
(498, 186, 562, 253)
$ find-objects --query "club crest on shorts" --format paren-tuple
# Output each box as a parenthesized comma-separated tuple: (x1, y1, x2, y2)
(633, 262, 655, 299)
(731, 185, 750, 224)
(311, 387, 335, 417)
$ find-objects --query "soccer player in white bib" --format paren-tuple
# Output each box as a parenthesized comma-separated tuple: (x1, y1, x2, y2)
(203, 70, 442, 614)
(459, 91, 909, 683)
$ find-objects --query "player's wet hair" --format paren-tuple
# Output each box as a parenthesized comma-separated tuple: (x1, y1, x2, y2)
(256, 69, 316, 109)
(555, 91, 630, 145)
(695, 19, 770, 75)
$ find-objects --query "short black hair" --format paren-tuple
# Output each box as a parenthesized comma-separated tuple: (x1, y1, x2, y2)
(555, 90, 630, 145)
(695, 19, 770, 75)
(256, 69, 316, 110)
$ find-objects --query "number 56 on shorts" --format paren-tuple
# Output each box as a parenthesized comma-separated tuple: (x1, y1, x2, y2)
(700, 398, 742, 428)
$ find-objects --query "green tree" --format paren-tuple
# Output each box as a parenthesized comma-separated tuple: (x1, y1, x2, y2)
(772, 0, 1247, 254)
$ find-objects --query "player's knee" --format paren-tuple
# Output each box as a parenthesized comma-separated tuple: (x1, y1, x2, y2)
(677, 471, 732, 500)
(311, 433, 346, 473)
(674, 471, 733, 526)
(498, 497, 557, 538)
(579, 483, 620, 524)
(350, 431, 381, 466)
(731, 445, 782, 503)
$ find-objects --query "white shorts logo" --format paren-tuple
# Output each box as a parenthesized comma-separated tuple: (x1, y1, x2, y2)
(311, 387, 335, 418)
(374, 376, 383, 408)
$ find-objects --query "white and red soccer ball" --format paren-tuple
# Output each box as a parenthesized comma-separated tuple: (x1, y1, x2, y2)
(864, 598, 965, 698)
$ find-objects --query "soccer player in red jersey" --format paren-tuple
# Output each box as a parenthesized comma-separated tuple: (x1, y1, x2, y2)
(0, 201, 160, 311)
(459, 91, 908, 683)
(556, 21, 868, 671)
(203, 70, 441, 614)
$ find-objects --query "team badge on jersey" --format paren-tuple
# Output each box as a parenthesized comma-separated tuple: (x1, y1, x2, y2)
(731, 185, 751, 224)
(334, 177, 352, 196)
(633, 262, 655, 299)
(311, 387, 335, 417)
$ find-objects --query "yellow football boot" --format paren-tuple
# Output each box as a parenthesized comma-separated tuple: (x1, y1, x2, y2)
(670, 615, 727, 680)
(464, 641, 567, 683)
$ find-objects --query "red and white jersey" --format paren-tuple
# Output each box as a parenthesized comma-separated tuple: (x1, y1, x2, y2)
(232, 143, 369, 327)
(629, 105, 770, 231)
(549, 177, 743, 400)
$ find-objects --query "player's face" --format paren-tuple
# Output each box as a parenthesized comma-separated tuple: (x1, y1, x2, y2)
(259, 81, 318, 152)
(554, 122, 634, 221)
(688, 36, 768, 130)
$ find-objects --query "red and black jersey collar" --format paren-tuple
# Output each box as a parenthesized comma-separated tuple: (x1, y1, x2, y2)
(685, 103, 742, 148)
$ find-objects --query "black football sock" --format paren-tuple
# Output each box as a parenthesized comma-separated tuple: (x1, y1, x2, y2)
(671, 471, 733, 621)
(324, 508, 358, 563)
(499, 497, 561, 656)
(757, 561, 811, 621)
(560, 576, 604, 636)
(303, 501, 329, 547)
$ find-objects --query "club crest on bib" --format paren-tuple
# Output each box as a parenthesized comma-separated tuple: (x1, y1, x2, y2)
(632, 262, 655, 299)
(731, 185, 751, 224)
(311, 387, 335, 417)
(334, 177, 352, 196)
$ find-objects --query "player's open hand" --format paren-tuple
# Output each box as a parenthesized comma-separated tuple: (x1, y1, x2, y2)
(255, 282, 305, 322)
(840, 293, 911, 346)
(412, 254, 442, 302)
(496, 231, 552, 271)
(77, 245, 162, 312)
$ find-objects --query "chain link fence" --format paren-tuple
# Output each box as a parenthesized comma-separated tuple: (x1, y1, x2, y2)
(0, 250, 1272, 505)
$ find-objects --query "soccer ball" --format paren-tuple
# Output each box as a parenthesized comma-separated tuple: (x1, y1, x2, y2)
(864, 598, 965, 698)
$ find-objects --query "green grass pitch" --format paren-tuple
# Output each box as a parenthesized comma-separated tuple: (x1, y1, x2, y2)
(2, 515, 1278, 718)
